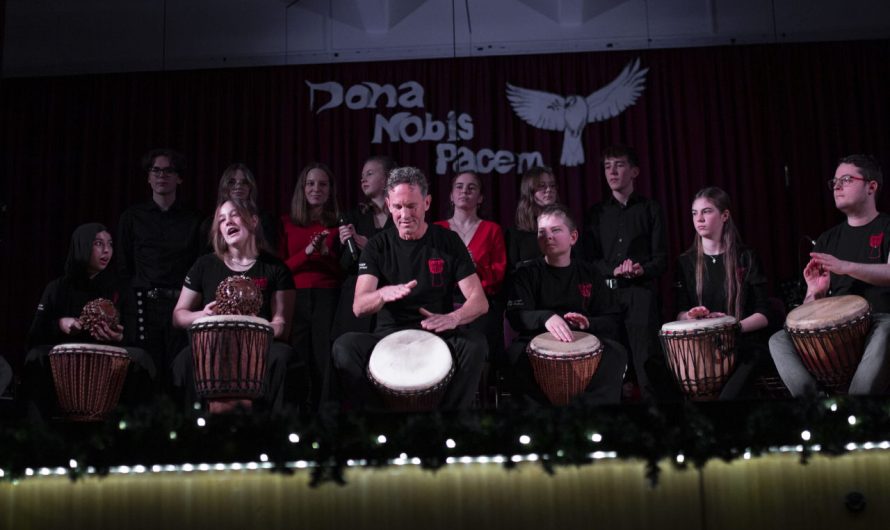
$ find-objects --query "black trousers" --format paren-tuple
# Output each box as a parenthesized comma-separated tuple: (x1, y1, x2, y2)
(614, 286, 676, 400)
(172, 340, 296, 413)
(291, 287, 339, 408)
(128, 291, 188, 389)
(331, 327, 487, 410)
(504, 337, 627, 405)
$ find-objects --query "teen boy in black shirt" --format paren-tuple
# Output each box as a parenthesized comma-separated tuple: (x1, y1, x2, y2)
(507, 204, 627, 404)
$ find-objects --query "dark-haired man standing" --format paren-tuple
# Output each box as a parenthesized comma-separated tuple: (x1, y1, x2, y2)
(118, 148, 202, 387)
(583, 145, 669, 400)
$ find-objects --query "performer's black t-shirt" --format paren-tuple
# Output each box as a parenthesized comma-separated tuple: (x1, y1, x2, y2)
(358, 224, 476, 331)
(183, 252, 295, 321)
(505, 258, 621, 339)
(815, 213, 890, 313)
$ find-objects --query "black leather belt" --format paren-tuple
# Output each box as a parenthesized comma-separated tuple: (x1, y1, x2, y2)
(144, 288, 181, 300)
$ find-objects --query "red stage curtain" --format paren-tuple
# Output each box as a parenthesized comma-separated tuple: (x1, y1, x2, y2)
(1, 39, 888, 361)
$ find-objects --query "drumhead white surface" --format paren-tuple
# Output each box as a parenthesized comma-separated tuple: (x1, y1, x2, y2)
(661, 315, 738, 333)
(50, 343, 128, 355)
(192, 314, 271, 327)
(785, 295, 870, 330)
(369, 330, 453, 392)
(528, 331, 601, 357)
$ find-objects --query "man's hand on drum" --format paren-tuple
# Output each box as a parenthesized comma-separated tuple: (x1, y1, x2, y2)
(91, 322, 124, 343)
(563, 312, 589, 330)
(418, 308, 459, 333)
(378, 280, 417, 303)
(803, 257, 831, 297)
(545, 314, 575, 342)
(58, 317, 83, 335)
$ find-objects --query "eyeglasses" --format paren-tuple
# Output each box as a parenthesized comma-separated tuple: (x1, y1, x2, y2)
(536, 183, 558, 192)
(149, 166, 179, 176)
(827, 174, 868, 190)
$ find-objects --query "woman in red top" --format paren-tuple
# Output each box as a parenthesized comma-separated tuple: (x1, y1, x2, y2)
(280, 162, 343, 408)
(435, 170, 507, 364)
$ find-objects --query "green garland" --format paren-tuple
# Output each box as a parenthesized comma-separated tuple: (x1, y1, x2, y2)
(3, 396, 890, 486)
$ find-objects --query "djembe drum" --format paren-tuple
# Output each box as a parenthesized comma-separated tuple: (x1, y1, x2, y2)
(367, 329, 454, 411)
(189, 315, 273, 408)
(659, 316, 739, 400)
(49, 343, 131, 421)
(784, 295, 871, 393)
(527, 331, 603, 405)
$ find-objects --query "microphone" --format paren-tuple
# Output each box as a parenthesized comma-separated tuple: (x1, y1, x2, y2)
(339, 215, 359, 260)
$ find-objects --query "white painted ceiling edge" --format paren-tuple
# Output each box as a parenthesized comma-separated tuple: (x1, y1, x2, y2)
(3, 0, 889, 77)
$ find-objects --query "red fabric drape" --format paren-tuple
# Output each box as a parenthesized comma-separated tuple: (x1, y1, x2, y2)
(1, 39, 888, 362)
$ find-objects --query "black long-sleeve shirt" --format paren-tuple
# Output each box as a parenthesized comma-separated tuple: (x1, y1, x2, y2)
(506, 258, 622, 341)
(117, 199, 203, 289)
(28, 273, 135, 348)
(582, 193, 667, 287)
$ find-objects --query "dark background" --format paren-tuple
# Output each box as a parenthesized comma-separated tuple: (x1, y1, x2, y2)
(1, 39, 888, 363)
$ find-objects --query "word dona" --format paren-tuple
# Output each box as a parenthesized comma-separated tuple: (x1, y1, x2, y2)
(306, 80, 543, 175)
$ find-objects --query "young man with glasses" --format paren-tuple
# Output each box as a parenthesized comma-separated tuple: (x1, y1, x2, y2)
(770, 154, 890, 396)
(118, 148, 203, 392)
(582, 144, 671, 401)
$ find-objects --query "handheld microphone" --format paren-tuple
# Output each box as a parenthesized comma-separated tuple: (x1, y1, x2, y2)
(339, 215, 359, 260)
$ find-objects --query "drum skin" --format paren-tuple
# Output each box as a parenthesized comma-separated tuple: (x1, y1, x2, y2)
(189, 315, 273, 400)
(49, 343, 131, 421)
(527, 331, 603, 406)
(785, 295, 871, 393)
(367, 329, 454, 411)
(659, 316, 739, 400)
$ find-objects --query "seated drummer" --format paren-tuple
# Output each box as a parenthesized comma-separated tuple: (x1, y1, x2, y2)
(771, 155, 890, 396)
(23, 223, 156, 418)
(331, 166, 488, 411)
(675, 187, 774, 399)
(505, 204, 627, 405)
(171, 199, 298, 412)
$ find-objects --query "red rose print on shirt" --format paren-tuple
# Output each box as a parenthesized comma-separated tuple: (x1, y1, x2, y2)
(428, 258, 445, 287)
(253, 277, 268, 289)
(870, 233, 884, 260)
(578, 282, 592, 309)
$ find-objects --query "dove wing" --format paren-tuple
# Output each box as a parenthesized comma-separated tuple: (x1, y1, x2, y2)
(505, 83, 567, 131)
(585, 58, 649, 123)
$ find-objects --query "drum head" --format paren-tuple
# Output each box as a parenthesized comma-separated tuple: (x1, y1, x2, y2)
(661, 315, 738, 334)
(529, 331, 601, 357)
(369, 330, 453, 392)
(192, 314, 272, 327)
(50, 343, 129, 356)
(785, 295, 870, 330)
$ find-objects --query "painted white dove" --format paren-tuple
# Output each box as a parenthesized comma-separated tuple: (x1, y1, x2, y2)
(506, 59, 648, 167)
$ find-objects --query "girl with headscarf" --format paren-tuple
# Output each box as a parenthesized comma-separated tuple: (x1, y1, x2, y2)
(23, 223, 155, 417)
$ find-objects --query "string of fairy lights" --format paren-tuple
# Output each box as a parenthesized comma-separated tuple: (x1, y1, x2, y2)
(3, 397, 890, 485)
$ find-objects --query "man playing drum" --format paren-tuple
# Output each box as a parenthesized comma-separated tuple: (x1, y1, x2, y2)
(770, 155, 890, 396)
(331, 167, 488, 410)
(505, 204, 628, 405)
